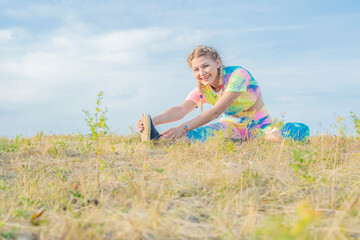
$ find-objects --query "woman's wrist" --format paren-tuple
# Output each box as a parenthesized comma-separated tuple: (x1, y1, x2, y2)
(184, 125, 190, 133)
(152, 116, 160, 126)
(180, 123, 190, 134)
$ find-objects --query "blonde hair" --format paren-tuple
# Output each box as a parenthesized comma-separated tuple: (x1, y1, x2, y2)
(187, 46, 224, 112)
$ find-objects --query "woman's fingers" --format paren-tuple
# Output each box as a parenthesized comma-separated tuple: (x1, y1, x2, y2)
(163, 133, 174, 139)
(161, 128, 172, 136)
(162, 126, 185, 139)
(162, 128, 179, 139)
(137, 119, 144, 132)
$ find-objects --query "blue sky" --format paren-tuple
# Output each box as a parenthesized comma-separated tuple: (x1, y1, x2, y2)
(1, 0, 360, 137)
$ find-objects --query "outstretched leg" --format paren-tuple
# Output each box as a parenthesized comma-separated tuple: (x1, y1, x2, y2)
(186, 120, 250, 142)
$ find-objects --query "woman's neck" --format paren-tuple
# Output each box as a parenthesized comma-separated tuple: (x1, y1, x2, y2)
(210, 76, 221, 92)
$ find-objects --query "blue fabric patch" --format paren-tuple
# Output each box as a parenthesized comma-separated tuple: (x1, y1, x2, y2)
(280, 122, 310, 142)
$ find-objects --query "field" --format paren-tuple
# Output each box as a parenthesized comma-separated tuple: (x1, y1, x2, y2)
(1, 130, 360, 239)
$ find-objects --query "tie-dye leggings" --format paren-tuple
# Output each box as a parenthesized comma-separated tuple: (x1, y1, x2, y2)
(185, 119, 310, 142)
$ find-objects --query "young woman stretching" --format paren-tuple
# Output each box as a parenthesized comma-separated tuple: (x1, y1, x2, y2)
(137, 46, 309, 142)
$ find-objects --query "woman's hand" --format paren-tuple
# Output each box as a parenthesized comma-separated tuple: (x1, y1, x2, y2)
(137, 114, 144, 133)
(162, 126, 186, 139)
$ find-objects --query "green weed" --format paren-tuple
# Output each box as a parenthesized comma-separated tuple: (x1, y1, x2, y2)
(0, 179, 6, 191)
(289, 148, 316, 184)
(48, 141, 59, 157)
(82, 91, 110, 190)
(37, 130, 44, 142)
(254, 202, 320, 239)
(350, 112, 360, 138)
(82, 91, 109, 140)
(55, 168, 68, 182)
(0, 225, 18, 239)
(0, 135, 21, 153)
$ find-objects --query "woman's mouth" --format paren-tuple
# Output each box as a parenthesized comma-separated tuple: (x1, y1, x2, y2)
(201, 75, 210, 82)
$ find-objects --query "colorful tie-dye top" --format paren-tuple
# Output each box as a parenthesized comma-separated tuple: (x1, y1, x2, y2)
(185, 66, 271, 128)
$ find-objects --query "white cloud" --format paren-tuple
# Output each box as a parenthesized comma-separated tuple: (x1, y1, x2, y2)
(0, 28, 27, 44)
(0, 25, 206, 106)
(0, 29, 14, 42)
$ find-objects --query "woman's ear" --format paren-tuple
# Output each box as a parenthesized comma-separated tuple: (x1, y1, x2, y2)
(217, 59, 221, 69)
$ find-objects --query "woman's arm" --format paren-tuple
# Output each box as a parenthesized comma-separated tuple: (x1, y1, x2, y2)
(151, 100, 196, 126)
(152, 100, 197, 125)
(162, 91, 241, 138)
(137, 100, 196, 133)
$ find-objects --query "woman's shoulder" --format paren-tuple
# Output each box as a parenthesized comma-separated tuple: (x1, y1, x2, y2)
(224, 66, 251, 75)
(223, 66, 258, 88)
(224, 66, 254, 79)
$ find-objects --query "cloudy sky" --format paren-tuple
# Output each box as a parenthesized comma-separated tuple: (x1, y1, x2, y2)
(1, 0, 359, 137)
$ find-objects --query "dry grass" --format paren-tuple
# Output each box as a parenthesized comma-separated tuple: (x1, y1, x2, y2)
(0, 133, 360, 239)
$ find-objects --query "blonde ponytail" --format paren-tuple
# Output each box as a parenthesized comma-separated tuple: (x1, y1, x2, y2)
(197, 80, 205, 112)
(218, 63, 225, 98)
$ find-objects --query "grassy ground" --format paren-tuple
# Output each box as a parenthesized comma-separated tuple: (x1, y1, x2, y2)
(0, 133, 360, 239)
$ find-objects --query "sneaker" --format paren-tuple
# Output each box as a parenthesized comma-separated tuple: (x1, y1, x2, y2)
(141, 114, 160, 142)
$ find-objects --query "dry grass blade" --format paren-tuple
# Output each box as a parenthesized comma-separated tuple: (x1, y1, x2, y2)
(30, 207, 46, 226)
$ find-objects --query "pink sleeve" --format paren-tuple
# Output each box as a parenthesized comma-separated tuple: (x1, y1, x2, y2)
(185, 88, 206, 106)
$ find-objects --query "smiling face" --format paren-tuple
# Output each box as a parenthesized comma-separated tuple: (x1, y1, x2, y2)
(191, 56, 221, 87)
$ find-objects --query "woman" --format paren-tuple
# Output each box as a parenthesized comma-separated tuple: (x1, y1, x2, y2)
(137, 46, 309, 142)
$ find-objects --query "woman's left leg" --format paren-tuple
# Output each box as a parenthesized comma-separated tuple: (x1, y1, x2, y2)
(186, 120, 250, 142)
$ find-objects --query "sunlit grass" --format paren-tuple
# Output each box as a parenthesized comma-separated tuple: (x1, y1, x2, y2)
(0, 130, 360, 239)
